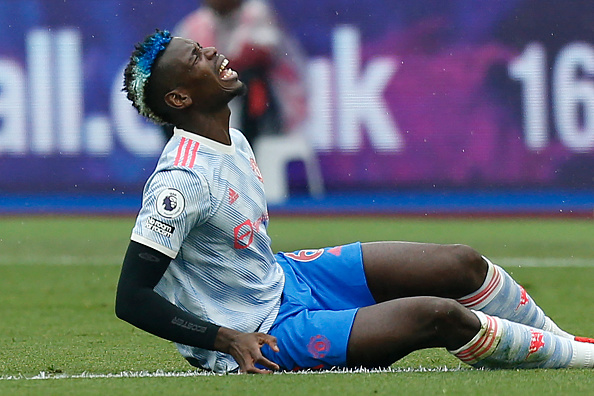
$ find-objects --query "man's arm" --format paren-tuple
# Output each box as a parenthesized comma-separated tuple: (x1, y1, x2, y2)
(115, 240, 279, 372)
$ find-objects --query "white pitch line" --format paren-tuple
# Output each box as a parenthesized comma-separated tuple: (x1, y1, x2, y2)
(0, 370, 218, 381)
(0, 366, 469, 381)
(0, 256, 123, 266)
(494, 257, 594, 268)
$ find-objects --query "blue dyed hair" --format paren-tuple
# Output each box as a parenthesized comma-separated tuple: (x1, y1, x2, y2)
(123, 29, 173, 124)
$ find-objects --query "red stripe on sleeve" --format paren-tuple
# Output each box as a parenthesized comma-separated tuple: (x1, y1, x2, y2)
(174, 137, 186, 166)
(182, 139, 193, 166)
(188, 142, 200, 168)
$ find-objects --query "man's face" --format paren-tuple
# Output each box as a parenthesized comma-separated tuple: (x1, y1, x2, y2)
(159, 37, 244, 111)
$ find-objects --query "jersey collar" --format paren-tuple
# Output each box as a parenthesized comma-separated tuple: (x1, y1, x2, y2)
(173, 127, 236, 155)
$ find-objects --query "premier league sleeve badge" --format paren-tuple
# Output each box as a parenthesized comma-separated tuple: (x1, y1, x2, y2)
(156, 188, 186, 218)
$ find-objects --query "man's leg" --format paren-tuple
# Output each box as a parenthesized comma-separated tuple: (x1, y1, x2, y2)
(449, 311, 594, 369)
(347, 296, 481, 368)
(456, 256, 572, 338)
(360, 242, 576, 338)
(347, 297, 594, 369)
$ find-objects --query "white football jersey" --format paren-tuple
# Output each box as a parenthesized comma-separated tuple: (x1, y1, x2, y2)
(131, 127, 285, 373)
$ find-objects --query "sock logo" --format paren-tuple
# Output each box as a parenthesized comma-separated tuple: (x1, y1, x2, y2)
(528, 330, 545, 356)
(516, 286, 529, 310)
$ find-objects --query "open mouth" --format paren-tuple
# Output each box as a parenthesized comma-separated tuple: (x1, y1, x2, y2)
(218, 58, 237, 80)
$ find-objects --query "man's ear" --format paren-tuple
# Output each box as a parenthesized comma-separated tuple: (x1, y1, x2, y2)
(164, 89, 193, 109)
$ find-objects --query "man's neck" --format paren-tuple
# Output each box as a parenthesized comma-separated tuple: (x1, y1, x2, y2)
(175, 110, 232, 145)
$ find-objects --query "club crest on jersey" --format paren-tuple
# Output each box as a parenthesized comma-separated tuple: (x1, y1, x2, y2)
(229, 187, 239, 205)
(156, 188, 185, 218)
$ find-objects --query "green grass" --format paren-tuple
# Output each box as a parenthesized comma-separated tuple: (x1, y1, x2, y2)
(0, 216, 593, 395)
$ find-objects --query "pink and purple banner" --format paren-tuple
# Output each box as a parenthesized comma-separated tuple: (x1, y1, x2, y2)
(1, 0, 593, 202)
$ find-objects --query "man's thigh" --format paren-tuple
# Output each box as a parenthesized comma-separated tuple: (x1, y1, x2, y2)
(361, 241, 486, 302)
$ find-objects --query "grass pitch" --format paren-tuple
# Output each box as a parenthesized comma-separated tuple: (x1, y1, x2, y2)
(0, 216, 593, 395)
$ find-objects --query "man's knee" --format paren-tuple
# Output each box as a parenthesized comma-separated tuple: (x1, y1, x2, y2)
(442, 244, 487, 290)
(397, 297, 466, 334)
(424, 297, 466, 329)
(421, 298, 479, 348)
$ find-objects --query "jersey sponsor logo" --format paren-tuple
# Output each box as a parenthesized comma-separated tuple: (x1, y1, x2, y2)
(233, 213, 269, 249)
(156, 188, 185, 218)
(146, 216, 175, 238)
(249, 158, 264, 183)
(174, 137, 200, 167)
(308, 335, 331, 359)
(229, 187, 239, 205)
(527, 330, 546, 356)
(284, 249, 324, 262)
(234, 219, 254, 249)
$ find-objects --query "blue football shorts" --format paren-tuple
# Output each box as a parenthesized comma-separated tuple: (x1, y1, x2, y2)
(261, 242, 376, 371)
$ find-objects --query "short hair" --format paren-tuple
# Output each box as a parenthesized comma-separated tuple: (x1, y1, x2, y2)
(123, 29, 172, 125)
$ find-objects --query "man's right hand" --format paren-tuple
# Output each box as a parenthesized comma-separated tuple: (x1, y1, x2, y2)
(214, 327, 280, 374)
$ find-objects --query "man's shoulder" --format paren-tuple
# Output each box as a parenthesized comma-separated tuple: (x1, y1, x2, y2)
(146, 142, 210, 190)
(159, 133, 215, 170)
(230, 128, 252, 152)
(230, 127, 245, 140)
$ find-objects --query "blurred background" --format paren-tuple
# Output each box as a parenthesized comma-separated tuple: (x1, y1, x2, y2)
(1, 0, 594, 217)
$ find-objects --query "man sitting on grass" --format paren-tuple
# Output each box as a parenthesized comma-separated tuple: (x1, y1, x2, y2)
(115, 29, 594, 373)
